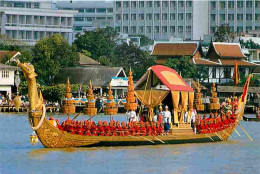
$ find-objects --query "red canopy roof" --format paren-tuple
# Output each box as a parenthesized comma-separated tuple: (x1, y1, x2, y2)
(151, 65, 194, 92)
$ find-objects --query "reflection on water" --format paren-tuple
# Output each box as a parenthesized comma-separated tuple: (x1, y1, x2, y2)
(0, 113, 259, 174)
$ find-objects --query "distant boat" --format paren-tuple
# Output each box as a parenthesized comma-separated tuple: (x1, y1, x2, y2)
(243, 116, 260, 122)
(17, 61, 252, 148)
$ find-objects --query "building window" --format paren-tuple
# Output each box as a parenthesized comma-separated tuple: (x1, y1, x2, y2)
(75, 17, 84, 22)
(154, 26, 159, 33)
(228, 14, 234, 21)
(237, 1, 243, 8)
(85, 8, 95, 13)
(186, 13, 191, 20)
(220, 14, 225, 21)
(14, 2, 25, 8)
(139, 14, 144, 20)
(162, 1, 168, 7)
(210, 27, 216, 34)
(178, 1, 184, 7)
(123, 1, 129, 8)
(139, 1, 144, 7)
(147, 1, 152, 7)
(186, 26, 191, 33)
(154, 1, 160, 7)
(123, 26, 128, 33)
(115, 26, 120, 32)
(162, 26, 167, 33)
(246, 14, 252, 20)
(170, 13, 175, 20)
(256, 14, 260, 20)
(116, 14, 121, 20)
(78, 8, 84, 13)
(123, 14, 129, 20)
(224, 68, 231, 78)
(246, 1, 252, 8)
(34, 2, 40, 8)
(246, 26, 252, 32)
(86, 17, 94, 22)
(256, 1, 260, 8)
(2, 71, 9, 78)
(170, 26, 175, 33)
(131, 14, 136, 20)
(131, 26, 136, 33)
(228, 1, 234, 8)
(212, 68, 216, 78)
(107, 8, 113, 13)
(146, 14, 152, 20)
(139, 26, 144, 33)
(116, 2, 121, 8)
(25, 2, 31, 8)
(97, 8, 106, 13)
(178, 26, 183, 32)
(170, 1, 176, 8)
(178, 13, 183, 20)
(131, 1, 136, 8)
(211, 2, 216, 9)
(220, 1, 225, 8)
(146, 26, 152, 33)
(154, 14, 160, 20)
(162, 14, 167, 20)
(74, 26, 82, 31)
(211, 14, 216, 21)
(186, 1, 192, 7)
(237, 26, 243, 32)
(237, 14, 243, 20)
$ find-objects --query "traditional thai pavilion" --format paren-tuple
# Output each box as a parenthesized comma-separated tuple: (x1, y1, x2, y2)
(55, 66, 127, 98)
(78, 53, 100, 66)
(134, 65, 194, 125)
(193, 42, 259, 84)
(151, 41, 204, 64)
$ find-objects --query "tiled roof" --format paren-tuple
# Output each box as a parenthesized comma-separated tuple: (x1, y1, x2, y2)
(192, 58, 220, 66)
(151, 42, 200, 56)
(219, 59, 259, 66)
(79, 53, 100, 66)
(212, 42, 246, 58)
(0, 63, 19, 71)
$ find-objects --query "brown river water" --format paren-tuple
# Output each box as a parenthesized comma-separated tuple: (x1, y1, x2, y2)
(0, 113, 259, 174)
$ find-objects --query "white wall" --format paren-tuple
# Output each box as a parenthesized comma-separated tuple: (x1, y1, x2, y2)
(192, 0, 209, 40)
(0, 70, 15, 85)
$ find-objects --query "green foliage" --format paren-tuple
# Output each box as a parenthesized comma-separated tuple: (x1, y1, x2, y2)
(240, 39, 260, 49)
(213, 24, 235, 42)
(129, 34, 153, 46)
(32, 34, 79, 85)
(74, 27, 118, 60)
(0, 53, 11, 64)
(98, 55, 113, 66)
(113, 42, 156, 80)
(82, 49, 92, 57)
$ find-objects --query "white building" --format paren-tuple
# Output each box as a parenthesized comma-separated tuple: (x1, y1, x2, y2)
(0, 0, 77, 45)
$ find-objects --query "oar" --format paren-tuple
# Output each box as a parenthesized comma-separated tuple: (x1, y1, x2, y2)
(205, 134, 214, 142)
(234, 128, 241, 137)
(128, 135, 155, 143)
(72, 112, 82, 121)
(215, 132, 223, 141)
(153, 136, 165, 144)
(238, 122, 253, 141)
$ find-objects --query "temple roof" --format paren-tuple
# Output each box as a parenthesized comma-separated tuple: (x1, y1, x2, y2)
(55, 66, 126, 88)
(219, 59, 259, 66)
(207, 42, 246, 59)
(192, 58, 220, 66)
(79, 53, 100, 66)
(151, 41, 203, 57)
(0, 63, 19, 71)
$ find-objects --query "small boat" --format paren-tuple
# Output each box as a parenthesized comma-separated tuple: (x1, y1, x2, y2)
(243, 116, 260, 122)
(17, 61, 252, 148)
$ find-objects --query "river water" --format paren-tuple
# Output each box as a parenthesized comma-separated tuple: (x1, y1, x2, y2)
(0, 113, 259, 174)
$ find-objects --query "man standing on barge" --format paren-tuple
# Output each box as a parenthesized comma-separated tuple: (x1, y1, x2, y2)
(163, 106, 171, 134)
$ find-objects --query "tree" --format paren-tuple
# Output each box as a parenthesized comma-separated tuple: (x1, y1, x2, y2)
(74, 27, 118, 60)
(113, 42, 156, 79)
(240, 39, 260, 49)
(213, 24, 235, 42)
(32, 34, 79, 85)
(129, 34, 153, 46)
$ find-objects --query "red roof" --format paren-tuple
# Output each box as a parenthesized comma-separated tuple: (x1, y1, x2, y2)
(151, 65, 194, 92)
(0, 51, 20, 62)
(152, 42, 200, 56)
(192, 58, 220, 66)
(212, 43, 246, 58)
(219, 59, 259, 66)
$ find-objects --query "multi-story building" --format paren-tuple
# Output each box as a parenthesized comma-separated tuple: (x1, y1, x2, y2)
(209, 0, 260, 34)
(0, 0, 77, 45)
(56, 1, 114, 40)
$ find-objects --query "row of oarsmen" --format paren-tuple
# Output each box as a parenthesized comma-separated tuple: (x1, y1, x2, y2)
(195, 112, 236, 134)
(49, 117, 164, 136)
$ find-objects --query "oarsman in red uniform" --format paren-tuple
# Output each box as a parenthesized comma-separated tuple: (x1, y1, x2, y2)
(140, 122, 146, 136)
(97, 120, 105, 135)
(103, 121, 111, 135)
(121, 122, 128, 136)
(78, 124, 84, 135)
(195, 115, 201, 133)
(134, 122, 140, 136)
(61, 122, 66, 131)
(151, 122, 157, 135)
(90, 122, 97, 133)
(85, 130, 91, 136)
(69, 122, 76, 134)
(116, 121, 123, 136)
(128, 123, 135, 135)
(92, 130, 97, 136)
(56, 119, 63, 131)
(200, 114, 207, 133)
(156, 122, 163, 135)
(145, 121, 153, 136)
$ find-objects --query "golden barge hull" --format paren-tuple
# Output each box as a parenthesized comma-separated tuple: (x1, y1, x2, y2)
(34, 116, 236, 148)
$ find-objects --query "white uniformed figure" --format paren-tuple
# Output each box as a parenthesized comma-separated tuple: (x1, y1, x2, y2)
(129, 110, 138, 122)
(163, 106, 171, 134)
